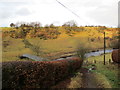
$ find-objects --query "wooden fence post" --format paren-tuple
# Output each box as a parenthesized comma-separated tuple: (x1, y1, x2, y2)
(94, 60, 96, 64)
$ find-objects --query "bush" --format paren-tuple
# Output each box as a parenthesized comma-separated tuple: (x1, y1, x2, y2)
(2, 57, 82, 88)
(36, 28, 61, 40)
(23, 39, 43, 56)
(109, 40, 119, 49)
(76, 42, 89, 61)
(112, 49, 120, 63)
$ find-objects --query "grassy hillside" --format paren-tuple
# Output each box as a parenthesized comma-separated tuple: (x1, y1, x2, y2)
(2, 26, 118, 62)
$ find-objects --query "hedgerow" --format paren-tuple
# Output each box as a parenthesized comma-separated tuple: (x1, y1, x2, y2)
(2, 57, 82, 88)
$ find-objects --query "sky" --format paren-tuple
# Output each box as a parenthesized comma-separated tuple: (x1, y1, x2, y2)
(0, 0, 119, 27)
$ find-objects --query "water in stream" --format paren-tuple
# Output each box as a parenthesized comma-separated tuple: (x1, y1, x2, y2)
(55, 49, 115, 61)
(85, 49, 114, 58)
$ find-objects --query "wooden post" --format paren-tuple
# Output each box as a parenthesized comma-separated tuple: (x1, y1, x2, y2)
(104, 32, 106, 65)
(94, 60, 96, 64)
(109, 59, 111, 63)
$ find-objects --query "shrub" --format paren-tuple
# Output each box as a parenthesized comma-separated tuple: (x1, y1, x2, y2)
(36, 28, 61, 40)
(23, 39, 43, 56)
(76, 42, 89, 61)
(2, 57, 82, 89)
(112, 49, 120, 63)
(109, 40, 119, 49)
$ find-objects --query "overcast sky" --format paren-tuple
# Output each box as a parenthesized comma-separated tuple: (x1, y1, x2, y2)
(0, 0, 119, 27)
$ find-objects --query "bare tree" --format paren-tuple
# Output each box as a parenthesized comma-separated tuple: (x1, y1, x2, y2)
(63, 20, 77, 27)
(23, 39, 43, 56)
(30, 42, 42, 56)
(76, 42, 89, 61)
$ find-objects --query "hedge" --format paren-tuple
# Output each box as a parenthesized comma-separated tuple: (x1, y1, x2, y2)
(112, 49, 120, 63)
(2, 57, 82, 88)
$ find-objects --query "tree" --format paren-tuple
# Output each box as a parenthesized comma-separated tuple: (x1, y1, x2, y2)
(10, 23, 15, 27)
(44, 24, 49, 28)
(49, 24, 55, 28)
(98, 26, 107, 33)
(23, 39, 43, 56)
(30, 43, 42, 56)
(76, 42, 89, 61)
(30, 22, 42, 28)
(63, 20, 77, 27)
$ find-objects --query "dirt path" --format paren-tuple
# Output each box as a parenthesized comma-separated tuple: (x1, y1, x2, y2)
(52, 67, 99, 88)
(52, 65, 110, 88)
(80, 68, 98, 88)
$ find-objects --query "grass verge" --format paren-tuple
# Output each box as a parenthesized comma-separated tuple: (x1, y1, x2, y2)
(86, 53, 119, 88)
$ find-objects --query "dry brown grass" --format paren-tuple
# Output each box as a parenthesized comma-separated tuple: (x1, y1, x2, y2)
(68, 72, 83, 88)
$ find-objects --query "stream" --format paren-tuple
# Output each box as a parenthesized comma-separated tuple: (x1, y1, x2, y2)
(85, 49, 114, 58)
(55, 49, 116, 61)
(21, 49, 116, 61)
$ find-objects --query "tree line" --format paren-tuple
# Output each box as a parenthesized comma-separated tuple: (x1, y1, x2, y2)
(2, 20, 109, 40)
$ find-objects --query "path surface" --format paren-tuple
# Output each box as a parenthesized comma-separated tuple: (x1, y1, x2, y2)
(80, 68, 98, 88)
(52, 67, 99, 88)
